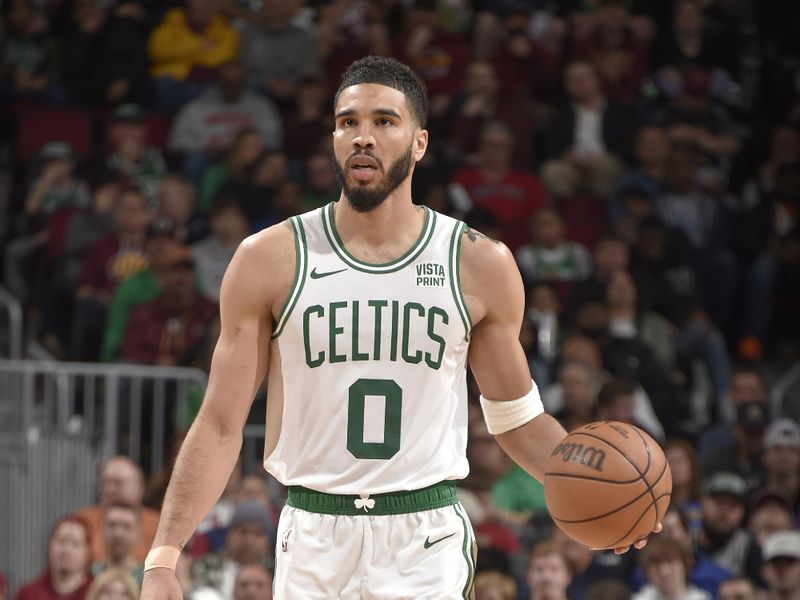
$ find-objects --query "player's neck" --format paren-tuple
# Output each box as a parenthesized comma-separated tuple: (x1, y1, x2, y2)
(334, 188, 424, 254)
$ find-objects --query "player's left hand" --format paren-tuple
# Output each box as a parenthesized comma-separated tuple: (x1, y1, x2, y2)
(608, 522, 662, 554)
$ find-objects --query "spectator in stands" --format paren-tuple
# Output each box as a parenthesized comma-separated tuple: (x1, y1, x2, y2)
(526, 541, 573, 600)
(541, 60, 634, 200)
(567, 233, 629, 321)
(760, 419, 800, 512)
(634, 536, 711, 600)
(156, 174, 200, 243)
(549, 526, 626, 600)
(73, 456, 160, 563)
(474, 570, 517, 600)
(239, 0, 318, 103)
(451, 121, 547, 250)
(84, 568, 138, 600)
(169, 59, 283, 183)
(549, 360, 600, 433)
(610, 125, 671, 228)
(198, 127, 264, 212)
(301, 152, 339, 211)
(70, 186, 152, 361)
(447, 60, 533, 167)
(0, 0, 64, 105)
(13, 516, 93, 600)
(282, 76, 331, 165)
(515, 208, 593, 285)
(231, 150, 289, 228)
(762, 531, 800, 600)
(748, 487, 796, 547)
(596, 376, 648, 430)
(571, 0, 653, 102)
(191, 196, 250, 303)
(392, 0, 470, 120)
(120, 243, 217, 366)
(232, 564, 273, 600)
(191, 501, 275, 599)
(61, 0, 152, 108)
(697, 472, 763, 582)
(717, 578, 758, 600)
(24, 141, 91, 222)
(90, 503, 143, 584)
(148, 0, 239, 114)
(96, 104, 167, 204)
(585, 580, 631, 600)
(701, 399, 768, 489)
(666, 439, 703, 530)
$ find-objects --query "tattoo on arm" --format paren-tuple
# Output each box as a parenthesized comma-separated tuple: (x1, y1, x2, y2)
(463, 227, 499, 244)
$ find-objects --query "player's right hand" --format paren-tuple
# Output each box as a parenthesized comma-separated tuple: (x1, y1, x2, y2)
(141, 568, 183, 600)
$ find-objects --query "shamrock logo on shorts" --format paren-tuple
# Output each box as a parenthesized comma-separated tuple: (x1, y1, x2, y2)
(354, 494, 376, 512)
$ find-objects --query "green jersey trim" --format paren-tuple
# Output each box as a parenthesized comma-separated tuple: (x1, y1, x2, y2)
(449, 222, 473, 342)
(321, 202, 436, 274)
(453, 503, 475, 599)
(272, 217, 308, 339)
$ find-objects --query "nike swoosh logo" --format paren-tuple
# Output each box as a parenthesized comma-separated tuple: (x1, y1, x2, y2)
(424, 532, 456, 549)
(310, 267, 348, 279)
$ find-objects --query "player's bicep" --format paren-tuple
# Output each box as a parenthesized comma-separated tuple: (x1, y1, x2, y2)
(195, 237, 275, 436)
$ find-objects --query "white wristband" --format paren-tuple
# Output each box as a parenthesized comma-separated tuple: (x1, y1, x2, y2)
(144, 546, 181, 571)
(480, 381, 544, 434)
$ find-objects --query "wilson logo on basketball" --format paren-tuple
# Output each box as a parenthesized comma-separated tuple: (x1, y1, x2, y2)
(550, 442, 607, 472)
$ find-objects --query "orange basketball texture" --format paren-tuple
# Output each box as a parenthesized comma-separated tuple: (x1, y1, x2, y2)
(543, 421, 672, 549)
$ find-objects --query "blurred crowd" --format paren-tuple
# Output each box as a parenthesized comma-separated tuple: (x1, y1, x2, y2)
(1, 0, 800, 598)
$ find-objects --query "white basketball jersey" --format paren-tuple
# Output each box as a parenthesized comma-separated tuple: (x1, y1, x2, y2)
(263, 202, 472, 494)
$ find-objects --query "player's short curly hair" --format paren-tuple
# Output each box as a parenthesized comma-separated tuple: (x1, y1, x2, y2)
(335, 56, 429, 127)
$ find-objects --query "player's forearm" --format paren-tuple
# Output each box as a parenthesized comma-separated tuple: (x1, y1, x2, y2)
(496, 413, 567, 482)
(151, 413, 243, 549)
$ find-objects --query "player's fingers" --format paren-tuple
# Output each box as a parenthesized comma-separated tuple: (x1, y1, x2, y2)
(613, 545, 631, 555)
(634, 538, 648, 550)
(652, 522, 663, 534)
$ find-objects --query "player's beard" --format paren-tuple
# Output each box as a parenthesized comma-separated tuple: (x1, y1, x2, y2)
(333, 143, 414, 213)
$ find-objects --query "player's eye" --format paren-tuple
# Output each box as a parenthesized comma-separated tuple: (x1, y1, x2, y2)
(342, 118, 354, 127)
(377, 118, 392, 126)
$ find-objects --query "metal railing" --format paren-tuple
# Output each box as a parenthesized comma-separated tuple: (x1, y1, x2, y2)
(0, 359, 208, 474)
(0, 284, 23, 359)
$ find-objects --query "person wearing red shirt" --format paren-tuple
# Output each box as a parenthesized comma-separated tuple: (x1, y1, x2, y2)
(451, 121, 547, 251)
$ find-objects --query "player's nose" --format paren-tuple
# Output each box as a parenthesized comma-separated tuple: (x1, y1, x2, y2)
(352, 129, 376, 150)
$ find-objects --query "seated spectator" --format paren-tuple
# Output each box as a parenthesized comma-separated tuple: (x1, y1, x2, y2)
(120, 243, 217, 366)
(515, 208, 593, 285)
(450, 121, 547, 251)
(0, 0, 64, 105)
(717, 577, 758, 600)
(748, 487, 796, 547)
(392, 0, 470, 120)
(696, 472, 763, 583)
(169, 59, 283, 183)
(70, 186, 152, 361)
(526, 541, 573, 600)
(541, 61, 634, 200)
(760, 419, 800, 514)
(548, 360, 600, 433)
(571, 0, 653, 102)
(13, 516, 93, 600)
(24, 141, 91, 223)
(90, 503, 143, 584)
(72, 456, 160, 563)
(474, 570, 517, 600)
(447, 60, 533, 167)
(232, 150, 289, 228)
(61, 0, 152, 107)
(198, 127, 264, 213)
(191, 196, 250, 303)
(567, 233, 630, 324)
(191, 501, 275, 599)
(596, 376, 652, 432)
(550, 526, 627, 600)
(148, 0, 239, 114)
(523, 282, 562, 384)
(281, 75, 332, 164)
(84, 568, 138, 600)
(301, 152, 339, 211)
(233, 564, 273, 600)
(157, 174, 201, 243)
(94, 104, 167, 204)
(701, 399, 768, 489)
(239, 0, 318, 103)
(634, 536, 711, 600)
(665, 439, 702, 531)
(585, 580, 632, 600)
(762, 531, 800, 600)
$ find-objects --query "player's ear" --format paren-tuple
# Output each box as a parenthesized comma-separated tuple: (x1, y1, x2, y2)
(413, 129, 428, 162)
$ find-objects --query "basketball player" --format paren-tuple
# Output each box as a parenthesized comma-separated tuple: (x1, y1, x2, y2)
(141, 57, 658, 599)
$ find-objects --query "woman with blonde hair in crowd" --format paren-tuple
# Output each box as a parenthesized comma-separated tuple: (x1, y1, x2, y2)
(85, 568, 138, 600)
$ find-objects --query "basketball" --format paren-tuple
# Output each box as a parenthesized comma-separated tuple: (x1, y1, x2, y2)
(543, 421, 672, 549)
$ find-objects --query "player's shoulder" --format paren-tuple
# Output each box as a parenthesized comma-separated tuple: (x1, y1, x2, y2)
(237, 220, 295, 263)
(459, 224, 517, 278)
